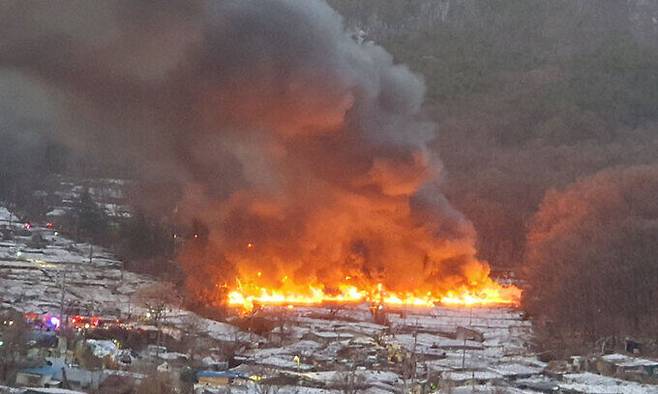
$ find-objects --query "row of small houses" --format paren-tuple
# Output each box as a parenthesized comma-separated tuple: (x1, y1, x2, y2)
(16, 358, 145, 391)
(547, 353, 658, 382)
(439, 352, 658, 391)
(15, 354, 240, 393)
(596, 353, 658, 381)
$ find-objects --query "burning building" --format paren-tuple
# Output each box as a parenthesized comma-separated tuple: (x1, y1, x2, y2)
(0, 0, 519, 311)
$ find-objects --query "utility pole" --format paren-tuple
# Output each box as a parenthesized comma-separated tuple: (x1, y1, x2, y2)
(127, 294, 132, 320)
(59, 267, 67, 329)
(8, 202, 13, 228)
(461, 335, 467, 369)
(471, 370, 475, 391)
(412, 324, 418, 388)
(469, 306, 473, 326)
(462, 307, 473, 370)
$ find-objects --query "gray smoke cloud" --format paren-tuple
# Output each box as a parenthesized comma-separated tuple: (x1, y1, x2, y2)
(1, 0, 494, 303)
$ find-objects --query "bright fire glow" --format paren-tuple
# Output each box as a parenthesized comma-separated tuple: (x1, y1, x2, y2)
(227, 278, 521, 311)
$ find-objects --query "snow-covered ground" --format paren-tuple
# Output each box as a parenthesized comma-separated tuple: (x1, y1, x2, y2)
(227, 305, 541, 392)
(0, 225, 153, 317)
(44, 176, 133, 219)
(559, 373, 658, 393)
(0, 207, 19, 224)
(2, 205, 657, 393)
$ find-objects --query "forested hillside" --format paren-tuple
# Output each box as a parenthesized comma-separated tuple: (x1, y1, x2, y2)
(331, 0, 658, 344)
(331, 0, 658, 267)
(2, 0, 657, 346)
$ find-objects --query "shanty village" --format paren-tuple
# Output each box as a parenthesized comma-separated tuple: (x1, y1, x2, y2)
(4, 1, 658, 393)
(1, 178, 656, 393)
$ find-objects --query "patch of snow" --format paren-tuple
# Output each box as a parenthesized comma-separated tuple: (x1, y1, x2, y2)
(488, 362, 542, 377)
(256, 356, 314, 371)
(158, 351, 189, 361)
(0, 207, 18, 223)
(560, 373, 658, 394)
(86, 339, 119, 359)
(601, 353, 658, 368)
(46, 208, 68, 217)
(442, 370, 503, 383)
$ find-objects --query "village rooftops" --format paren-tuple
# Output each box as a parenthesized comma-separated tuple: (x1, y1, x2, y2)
(601, 353, 658, 368)
(561, 372, 658, 393)
(19, 357, 70, 378)
(197, 370, 251, 379)
(488, 362, 543, 378)
(442, 370, 504, 384)
(19, 364, 59, 378)
(254, 355, 315, 371)
(23, 389, 87, 394)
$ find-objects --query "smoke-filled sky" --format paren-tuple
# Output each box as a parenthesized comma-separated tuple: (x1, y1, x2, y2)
(1, 0, 498, 299)
(328, 0, 658, 268)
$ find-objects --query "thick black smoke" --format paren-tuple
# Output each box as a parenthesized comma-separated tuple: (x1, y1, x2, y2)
(1, 1, 497, 303)
(329, 1, 658, 269)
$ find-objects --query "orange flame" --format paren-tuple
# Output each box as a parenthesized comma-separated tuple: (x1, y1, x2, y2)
(226, 277, 520, 311)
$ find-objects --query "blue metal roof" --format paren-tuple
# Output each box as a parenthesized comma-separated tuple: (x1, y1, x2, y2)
(196, 370, 248, 379)
(20, 365, 58, 376)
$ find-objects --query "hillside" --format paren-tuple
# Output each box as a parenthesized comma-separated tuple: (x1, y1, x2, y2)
(330, 0, 658, 268)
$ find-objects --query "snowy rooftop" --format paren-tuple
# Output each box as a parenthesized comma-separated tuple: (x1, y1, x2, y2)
(601, 353, 658, 368)
(5, 206, 655, 393)
(561, 373, 658, 394)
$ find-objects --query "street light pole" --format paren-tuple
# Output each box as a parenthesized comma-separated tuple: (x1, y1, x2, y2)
(59, 267, 67, 329)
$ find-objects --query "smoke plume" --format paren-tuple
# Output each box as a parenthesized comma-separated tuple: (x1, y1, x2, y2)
(1, 1, 495, 304)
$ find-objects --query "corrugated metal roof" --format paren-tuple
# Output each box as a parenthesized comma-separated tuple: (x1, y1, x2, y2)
(196, 370, 249, 379)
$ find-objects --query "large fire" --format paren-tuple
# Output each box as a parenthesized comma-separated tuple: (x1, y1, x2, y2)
(158, 1, 525, 314)
(9, 0, 527, 317)
(226, 275, 520, 311)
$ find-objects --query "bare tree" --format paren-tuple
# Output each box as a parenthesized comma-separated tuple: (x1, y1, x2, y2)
(525, 166, 658, 351)
(254, 382, 280, 394)
(134, 369, 179, 394)
(0, 310, 29, 383)
(134, 282, 179, 323)
(180, 314, 204, 362)
(333, 353, 368, 394)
